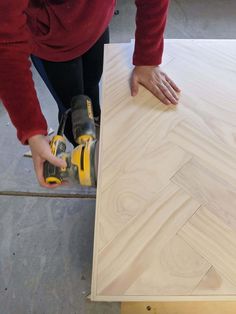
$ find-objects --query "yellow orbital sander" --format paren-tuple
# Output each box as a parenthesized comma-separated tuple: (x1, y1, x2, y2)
(43, 95, 98, 187)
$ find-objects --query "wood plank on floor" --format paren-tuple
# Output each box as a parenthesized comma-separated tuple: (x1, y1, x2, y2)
(121, 301, 236, 314)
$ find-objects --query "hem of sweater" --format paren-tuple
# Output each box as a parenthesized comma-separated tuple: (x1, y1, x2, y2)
(32, 45, 89, 62)
(31, 28, 109, 62)
(20, 129, 48, 145)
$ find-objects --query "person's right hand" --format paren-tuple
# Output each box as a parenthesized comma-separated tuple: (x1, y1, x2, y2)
(28, 134, 67, 188)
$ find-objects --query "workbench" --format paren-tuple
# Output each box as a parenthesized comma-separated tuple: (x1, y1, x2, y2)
(91, 40, 236, 313)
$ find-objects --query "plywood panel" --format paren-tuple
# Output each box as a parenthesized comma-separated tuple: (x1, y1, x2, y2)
(126, 235, 210, 296)
(92, 40, 236, 301)
(172, 158, 236, 229)
(96, 184, 201, 295)
(99, 144, 191, 249)
(179, 206, 236, 286)
(194, 267, 236, 295)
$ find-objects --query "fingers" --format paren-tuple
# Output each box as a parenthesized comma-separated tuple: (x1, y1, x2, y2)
(149, 83, 172, 105)
(33, 156, 60, 188)
(155, 80, 178, 105)
(40, 144, 67, 169)
(131, 66, 180, 105)
(29, 134, 67, 188)
(45, 154, 67, 169)
(162, 80, 179, 102)
(131, 73, 139, 97)
(40, 153, 67, 188)
(161, 76, 179, 99)
(164, 73, 181, 92)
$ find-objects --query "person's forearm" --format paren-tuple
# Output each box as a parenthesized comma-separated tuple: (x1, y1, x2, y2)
(0, 0, 48, 144)
(0, 47, 48, 144)
(133, 0, 169, 66)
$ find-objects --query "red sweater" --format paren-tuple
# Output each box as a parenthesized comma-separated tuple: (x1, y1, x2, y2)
(0, 0, 169, 144)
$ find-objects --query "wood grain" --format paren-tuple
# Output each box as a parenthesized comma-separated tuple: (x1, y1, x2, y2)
(126, 235, 210, 296)
(92, 40, 236, 301)
(172, 158, 236, 229)
(98, 143, 191, 249)
(194, 267, 236, 295)
(179, 206, 236, 287)
(96, 184, 201, 296)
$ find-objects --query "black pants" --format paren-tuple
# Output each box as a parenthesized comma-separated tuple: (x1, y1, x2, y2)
(32, 28, 109, 146)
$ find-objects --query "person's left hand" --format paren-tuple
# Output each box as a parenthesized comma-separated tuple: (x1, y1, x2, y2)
(131, 65, 181, 105)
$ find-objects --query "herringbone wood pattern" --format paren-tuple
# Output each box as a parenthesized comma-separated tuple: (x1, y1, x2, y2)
(91, 40, 236, 301)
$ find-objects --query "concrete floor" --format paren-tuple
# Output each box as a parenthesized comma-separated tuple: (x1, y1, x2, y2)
(1, 0, 236, 313)
(111, 0, 236, 42)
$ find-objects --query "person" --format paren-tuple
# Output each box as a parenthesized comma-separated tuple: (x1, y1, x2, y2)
(0, 0, 180, 188)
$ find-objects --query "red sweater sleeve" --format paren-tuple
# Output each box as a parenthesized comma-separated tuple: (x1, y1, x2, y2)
(0, 0, 48, 144)
(133, 0, 169, 66)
